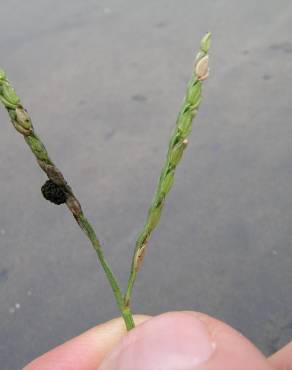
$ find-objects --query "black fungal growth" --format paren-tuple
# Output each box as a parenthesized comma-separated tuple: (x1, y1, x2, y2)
(41, 180, 67, 205)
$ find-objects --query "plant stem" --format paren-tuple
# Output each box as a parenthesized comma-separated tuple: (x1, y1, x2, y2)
(0, 69, 135, 330)
(0, 33, 211, 331)
(124, 33, 211, 306)
(76, 214, 135, 330)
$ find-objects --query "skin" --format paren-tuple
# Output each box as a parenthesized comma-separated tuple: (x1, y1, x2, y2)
(24, 312, 291, 370)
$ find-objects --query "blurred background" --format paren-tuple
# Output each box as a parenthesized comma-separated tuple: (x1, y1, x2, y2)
(0, 1, 292, 368)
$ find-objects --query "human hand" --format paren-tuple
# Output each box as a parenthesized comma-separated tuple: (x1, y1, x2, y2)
(24, 311, 291, 370)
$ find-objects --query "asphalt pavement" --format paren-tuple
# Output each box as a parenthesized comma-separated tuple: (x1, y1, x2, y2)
(0, 1, 292, 368)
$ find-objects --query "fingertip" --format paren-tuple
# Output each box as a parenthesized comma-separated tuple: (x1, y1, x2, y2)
(185, 311, 273, 370)
(23, 315, 150, 370)
(268, 341, 292, 370)
(99, 311, 273, 370)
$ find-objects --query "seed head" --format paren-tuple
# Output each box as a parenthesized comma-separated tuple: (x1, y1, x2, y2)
(0, 68, 6, 81)
(195, 55, 209, 81)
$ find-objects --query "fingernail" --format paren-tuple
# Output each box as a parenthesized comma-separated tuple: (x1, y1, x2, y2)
(99, 312, 216, 370)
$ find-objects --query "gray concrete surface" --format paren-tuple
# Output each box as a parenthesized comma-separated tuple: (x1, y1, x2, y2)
(0, 1, 292, 368)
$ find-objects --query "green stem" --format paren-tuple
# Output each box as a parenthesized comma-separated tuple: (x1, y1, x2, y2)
(122, 307, 135, 330)
(76, 214, 134, 330)
(125, 33, 211, 306)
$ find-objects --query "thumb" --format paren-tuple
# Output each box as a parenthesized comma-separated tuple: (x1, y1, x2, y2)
(99, 311, 273, 370)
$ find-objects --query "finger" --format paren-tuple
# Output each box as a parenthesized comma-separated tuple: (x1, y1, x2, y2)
(268, 341, 292, 370)
(23, 315, 150, 370)
(99, 311, 274, 370)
